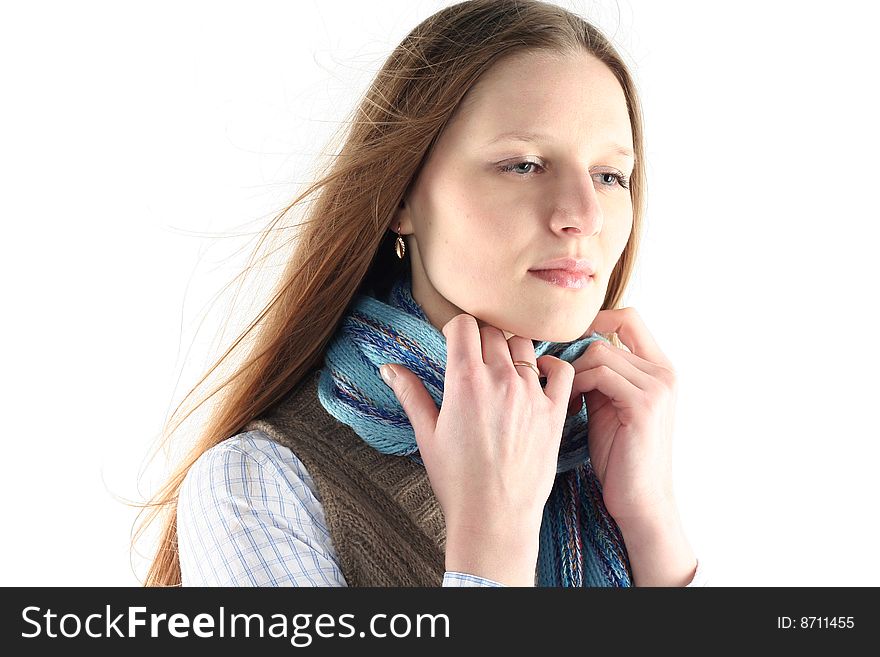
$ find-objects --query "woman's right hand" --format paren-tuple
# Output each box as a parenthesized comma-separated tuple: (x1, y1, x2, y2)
(379, 313, 575, 585)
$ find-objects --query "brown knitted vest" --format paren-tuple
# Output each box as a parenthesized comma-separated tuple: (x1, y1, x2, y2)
(242, 368, 446, 586)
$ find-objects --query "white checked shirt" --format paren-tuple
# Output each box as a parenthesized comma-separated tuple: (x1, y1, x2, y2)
(177, 431, 709, 587)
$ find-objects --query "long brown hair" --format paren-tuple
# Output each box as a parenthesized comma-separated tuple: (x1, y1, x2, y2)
(132, 0, 647, 586)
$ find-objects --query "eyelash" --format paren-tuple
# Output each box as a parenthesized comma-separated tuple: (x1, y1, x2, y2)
(497, 160, 631, 190)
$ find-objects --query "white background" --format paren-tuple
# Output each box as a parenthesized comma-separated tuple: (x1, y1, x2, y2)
(2, 0, 878, 586)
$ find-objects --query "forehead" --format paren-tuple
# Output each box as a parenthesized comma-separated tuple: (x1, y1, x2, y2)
(447, 50, 632, 149)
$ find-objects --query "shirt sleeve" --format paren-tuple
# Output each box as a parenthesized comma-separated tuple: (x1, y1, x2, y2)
(443, 571, 505, 586)
(177, 431, 347, 586)
(445, 560, 709, 587)
(177, 431, 503, 587)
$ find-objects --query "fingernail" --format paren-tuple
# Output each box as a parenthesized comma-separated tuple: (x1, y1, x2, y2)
(380, 364, 396, 385)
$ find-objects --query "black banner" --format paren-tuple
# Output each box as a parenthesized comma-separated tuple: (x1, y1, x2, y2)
(2, 587, 873, 653)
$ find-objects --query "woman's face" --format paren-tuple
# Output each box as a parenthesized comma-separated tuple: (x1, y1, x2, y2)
(393, 49, 634, 343)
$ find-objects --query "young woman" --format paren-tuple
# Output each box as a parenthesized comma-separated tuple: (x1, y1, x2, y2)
(135, 0, 709, 587)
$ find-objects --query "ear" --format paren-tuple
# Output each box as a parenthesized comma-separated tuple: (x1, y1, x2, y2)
(391, 198, 413, 235)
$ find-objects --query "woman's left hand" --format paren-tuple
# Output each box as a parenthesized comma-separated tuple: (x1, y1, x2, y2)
(567, 307, 679, 526)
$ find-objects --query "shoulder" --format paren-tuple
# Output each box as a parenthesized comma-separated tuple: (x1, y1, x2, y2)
(177, 429, 344, 586)
(180, 429, 322, 509)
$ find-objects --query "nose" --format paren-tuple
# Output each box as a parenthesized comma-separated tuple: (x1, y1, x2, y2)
(548, 169, 603, 236)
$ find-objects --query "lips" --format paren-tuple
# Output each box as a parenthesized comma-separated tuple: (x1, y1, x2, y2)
(528, 268, 593, 289)
(529, 257, 596, 276)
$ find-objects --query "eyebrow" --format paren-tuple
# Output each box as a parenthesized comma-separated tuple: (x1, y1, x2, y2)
(485, 131, 634, 158)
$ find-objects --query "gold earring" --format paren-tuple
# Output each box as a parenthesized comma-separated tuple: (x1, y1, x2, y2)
(394, 222, 406, 259)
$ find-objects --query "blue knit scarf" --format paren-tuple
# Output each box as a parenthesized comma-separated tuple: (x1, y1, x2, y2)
(316, 273, 633, 587)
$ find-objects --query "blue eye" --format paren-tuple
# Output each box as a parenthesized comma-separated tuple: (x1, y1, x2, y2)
(498, 160, 543, 175)
(498, 160, 631, 190)
(598, 172, 631, 190)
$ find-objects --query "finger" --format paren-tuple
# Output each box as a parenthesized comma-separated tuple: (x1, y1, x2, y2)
(380, 363, 439, 445)
(478, 323, 514, 369)
(571, 364, 641, 414)
(442, 314, 483, 370)
(580, 308, 673, 369)
(506, 334, 540, 381)
(586, 340, 657, 388)
(566, 340, 655, 412)
(536, 355, 575, 407)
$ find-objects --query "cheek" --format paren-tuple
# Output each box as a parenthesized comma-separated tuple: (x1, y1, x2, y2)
(606, 203, 633, 246)
(433, 193, 509, 246)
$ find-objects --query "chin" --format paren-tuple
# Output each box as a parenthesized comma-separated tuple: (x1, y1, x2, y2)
(521, 323, 591, 344)
(474, 308, 590, 344)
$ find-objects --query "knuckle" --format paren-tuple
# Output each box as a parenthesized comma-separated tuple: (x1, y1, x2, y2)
(396, 387, 413, 408)
(639, 389, 657, 411)
(489, 376, 519, 405)
(502, 380, 520, 404)
(456, 363, 483, 384)
(645, 382, 672, 408)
